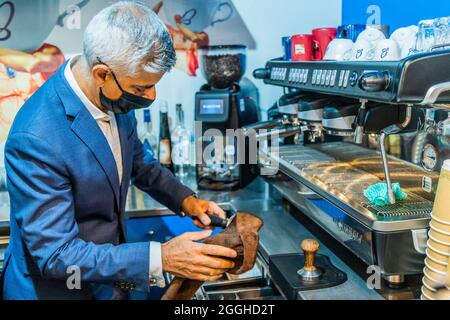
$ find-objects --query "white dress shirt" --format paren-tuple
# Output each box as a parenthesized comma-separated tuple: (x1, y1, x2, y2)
(64, 57, 165, 288)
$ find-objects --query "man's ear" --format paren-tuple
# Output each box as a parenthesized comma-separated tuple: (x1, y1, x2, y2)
(92, 64, 111, 87)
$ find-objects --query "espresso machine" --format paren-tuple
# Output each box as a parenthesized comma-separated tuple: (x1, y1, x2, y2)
(253, 49, 450, 286)
(195, 45, 260, 190)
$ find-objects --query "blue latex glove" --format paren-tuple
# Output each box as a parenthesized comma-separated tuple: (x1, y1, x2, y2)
(363, 182, 408, 207)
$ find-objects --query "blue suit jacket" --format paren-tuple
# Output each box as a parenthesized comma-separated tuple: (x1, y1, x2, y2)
(1, 62, 194, 300)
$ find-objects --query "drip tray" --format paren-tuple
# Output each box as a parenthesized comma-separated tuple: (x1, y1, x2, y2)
(269, 253, 347, 300)
(199, 277, 282, 300)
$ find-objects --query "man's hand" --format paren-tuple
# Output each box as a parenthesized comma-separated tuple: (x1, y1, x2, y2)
(161, 230, 237, 281)
(181, 195, 226, 229)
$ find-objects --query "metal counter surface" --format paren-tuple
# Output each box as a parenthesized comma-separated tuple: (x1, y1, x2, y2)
(126, 171, 383, 300)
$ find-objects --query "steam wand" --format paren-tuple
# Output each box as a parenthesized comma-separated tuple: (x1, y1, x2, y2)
(354, 99, 368, 145)
(379, 106, 412, 205)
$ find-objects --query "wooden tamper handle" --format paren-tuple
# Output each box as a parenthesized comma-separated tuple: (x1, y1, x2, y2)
(301, 239, 320, 272)
(297, 239, 322, 280)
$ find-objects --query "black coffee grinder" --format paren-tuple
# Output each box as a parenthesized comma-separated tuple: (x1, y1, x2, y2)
(195, 45, 260, 190)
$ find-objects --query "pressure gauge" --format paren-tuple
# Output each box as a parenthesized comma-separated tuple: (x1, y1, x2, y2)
(421, 144, 438, 171)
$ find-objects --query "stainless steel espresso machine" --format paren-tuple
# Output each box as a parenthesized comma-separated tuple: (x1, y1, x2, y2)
(252, 49, 450, 286)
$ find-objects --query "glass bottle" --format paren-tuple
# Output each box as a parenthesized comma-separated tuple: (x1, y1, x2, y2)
(141, 109, 157, 160)
(158, 101, 174, 173)
(171, 104, 191, 177)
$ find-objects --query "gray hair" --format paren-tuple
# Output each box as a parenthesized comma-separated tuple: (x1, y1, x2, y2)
(83, 1, 176, 76)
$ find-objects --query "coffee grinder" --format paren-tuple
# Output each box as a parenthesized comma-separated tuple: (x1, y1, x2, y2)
(195, 45, 260, 190)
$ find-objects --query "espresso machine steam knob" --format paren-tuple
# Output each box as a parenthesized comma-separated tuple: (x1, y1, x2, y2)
(359, 71, 391, 92)
(297, 239, 322, 280)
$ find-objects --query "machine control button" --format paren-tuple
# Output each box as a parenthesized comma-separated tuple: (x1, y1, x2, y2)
(325, 70, 332, 86)
(320, 70, 327, 86)
(338, 70, 345, 87)
(303, 69, 309, 84)
(349, 71, 359, 87)
(298, 69, 304, 83)
(316, 70, 323, 85)
(342, 70, 350, 87)
(312, 70, 318, 84)
(290, 69, 295, 82)
(297, 69, 303, 83)
(330, 70, 337, 86)
(281, 68, 285, 80)
(301, 69, 306, 83)
(274, 68, 280, 80)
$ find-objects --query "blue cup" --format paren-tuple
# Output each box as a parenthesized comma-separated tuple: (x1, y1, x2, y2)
(282, 36, 292, 60)
(337, 24, 367, 42)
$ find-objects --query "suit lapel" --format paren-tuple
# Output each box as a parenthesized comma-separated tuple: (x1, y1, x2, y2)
(71, 111, 121, 209)
(54, 62, 121, 210)
(116, 114, 133, 207)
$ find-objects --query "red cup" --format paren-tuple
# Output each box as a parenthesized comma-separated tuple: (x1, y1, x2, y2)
(291, 34, 314, 61)
(312, 28, 337, 60)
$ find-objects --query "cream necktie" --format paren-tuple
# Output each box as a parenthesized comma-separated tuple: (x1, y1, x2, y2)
(99, 115, 123, 184)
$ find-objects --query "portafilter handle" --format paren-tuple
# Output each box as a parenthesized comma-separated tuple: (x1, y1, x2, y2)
(253, 68, 271, 80)
(297, 239, 322, 280)
(243, 118, 286, 133)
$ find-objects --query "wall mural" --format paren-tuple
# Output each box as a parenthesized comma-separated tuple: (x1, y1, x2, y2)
(0, 0, 255, 164)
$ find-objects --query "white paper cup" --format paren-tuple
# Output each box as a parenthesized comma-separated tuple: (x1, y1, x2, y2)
(423, 274, 449, 292)
(431, 160, 450, 221)
(422, 276, 438, 292)
(424, 267, 448, 285)
(422, 286, 436, 300)
(431, 217, 450, 234)
(429, 224, 450, 244)
(425, 257, 447, 275)
(427, 242, 450, 266)
(425, 256, 448, 273)
(435, 289, 450, 300)
(427, 237, 450, 256)
(430, 221, 450, 236)
(432, 214, 450, 225)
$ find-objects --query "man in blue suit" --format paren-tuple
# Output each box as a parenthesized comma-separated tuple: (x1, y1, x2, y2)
(1, 2, 237, 300)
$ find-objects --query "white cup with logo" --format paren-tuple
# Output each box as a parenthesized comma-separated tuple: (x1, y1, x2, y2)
(351, 38, 377, 61)
(323, 38, 354, 61)
(374, 39, 402, 61)
(357, 27, 386, 43)
(391, 26, 419, 58)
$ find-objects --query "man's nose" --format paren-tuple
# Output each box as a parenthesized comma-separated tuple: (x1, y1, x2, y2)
(144, 87, 157, 100)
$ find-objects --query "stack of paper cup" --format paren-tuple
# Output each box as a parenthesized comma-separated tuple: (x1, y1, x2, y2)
(422, 160, 450, 300)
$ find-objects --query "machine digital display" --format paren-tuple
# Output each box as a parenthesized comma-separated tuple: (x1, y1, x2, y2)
(200, 99, 225, 115)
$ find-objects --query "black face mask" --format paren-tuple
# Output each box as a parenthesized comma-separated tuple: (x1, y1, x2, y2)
(97, 58, 155, 114)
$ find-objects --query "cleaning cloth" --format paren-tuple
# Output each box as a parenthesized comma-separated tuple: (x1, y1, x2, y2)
(363, 182, 408, 207)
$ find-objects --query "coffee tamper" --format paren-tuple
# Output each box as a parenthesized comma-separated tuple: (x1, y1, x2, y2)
(297, 239, 322, 280)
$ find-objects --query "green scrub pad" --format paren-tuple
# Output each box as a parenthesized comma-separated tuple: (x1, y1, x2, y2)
(363, 182, 408, 207)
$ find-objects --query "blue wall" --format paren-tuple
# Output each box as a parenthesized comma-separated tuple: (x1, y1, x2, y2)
(343, 0, 450, 32)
